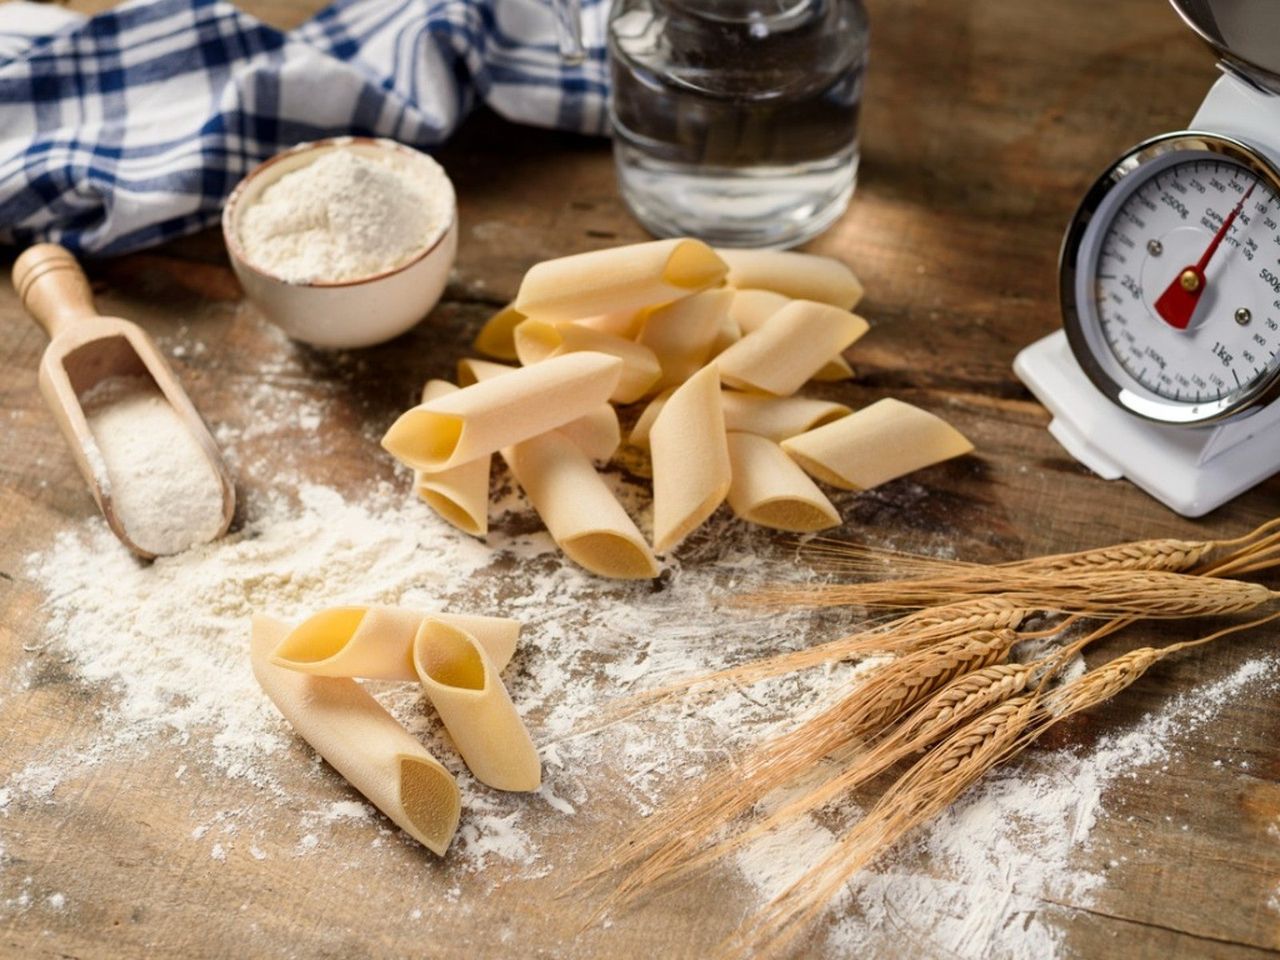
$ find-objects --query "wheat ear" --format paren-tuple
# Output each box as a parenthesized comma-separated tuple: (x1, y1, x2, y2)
(725, 610, 1280, 959)
(592, 629, 1019, 905)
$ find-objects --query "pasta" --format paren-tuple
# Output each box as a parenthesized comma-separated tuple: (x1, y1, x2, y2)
(716, 249, 864, 309)
(720, 391, 851, 442)
(250, 614, 461, 856)
(649, 365, 731, 554)
(513, 238, 727, 322)
(503, 429, 658, 579)
(382, 351, 623, 472)
(812, 355, 855, 382)
(472, 304, 524, 361)
(782, 397, 975, 490)
(575, 310, 644, 339)
(638, 288, 735, 391)
(415, 380, 490, 536)
(728, 288, 790, 334)
(715, 300, 869, 396)
(412, 619, 541, 792)
(627, 388, 674, 451)
(513, 320, 662, 403)
(725, 432, 841, 532)
(456, 357, 516, 387)
(456, 357, 620, 462)
(271, 605, 521, 680)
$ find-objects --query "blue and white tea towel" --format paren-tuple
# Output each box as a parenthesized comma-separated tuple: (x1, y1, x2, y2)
(0, 0, 610, 254)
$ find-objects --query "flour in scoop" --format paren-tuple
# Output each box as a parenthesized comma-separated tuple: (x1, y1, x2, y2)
(82, 376, 225, 556)
(237, 148, 453, 283)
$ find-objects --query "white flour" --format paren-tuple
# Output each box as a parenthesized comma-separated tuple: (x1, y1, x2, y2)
(8, 358, 1279, 957)
(237, 148, 452, 283)
(81, 376, 226, 556)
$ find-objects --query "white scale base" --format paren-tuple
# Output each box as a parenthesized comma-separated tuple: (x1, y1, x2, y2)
(1016, 71, 1280, 517)
(1014, 330, 1280, 516)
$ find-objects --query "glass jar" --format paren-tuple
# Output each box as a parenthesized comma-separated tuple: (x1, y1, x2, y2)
(606, 0, 868, 248)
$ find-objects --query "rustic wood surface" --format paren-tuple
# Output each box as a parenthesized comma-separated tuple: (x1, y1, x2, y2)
(3, 0, 1280, 957)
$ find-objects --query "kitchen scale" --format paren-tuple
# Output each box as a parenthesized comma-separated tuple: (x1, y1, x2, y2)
(1014, 0, 1280, 516)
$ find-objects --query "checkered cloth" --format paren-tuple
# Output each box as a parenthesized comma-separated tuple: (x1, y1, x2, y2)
(0, 0, 610, 255)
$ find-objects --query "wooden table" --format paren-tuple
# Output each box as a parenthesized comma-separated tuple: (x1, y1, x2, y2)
(2, 0, 1279, 957)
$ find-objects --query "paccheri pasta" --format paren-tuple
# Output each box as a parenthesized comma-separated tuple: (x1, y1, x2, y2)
(513, 237, 728, 321)
(413, 619, 541, 792)
(271, 605, 520, 680)
(377, 239, 972, 578)
(716, 248, 865, 310)
(382, 351, 623, 472)
(251, 614, 463, 855)
(715, 300, 869, 396)
(650, 365, 732, 555)
(253, 605, 540, 854)
(782, 398, 976, 491)
(415, 380, 491, 536)
(725, 432, 841, 532)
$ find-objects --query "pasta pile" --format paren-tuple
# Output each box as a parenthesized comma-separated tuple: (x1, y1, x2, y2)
(250, 606, 539, 856)
(381, 239, 974, 579)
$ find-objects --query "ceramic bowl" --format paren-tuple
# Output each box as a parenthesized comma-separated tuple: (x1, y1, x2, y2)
(222, 137, 457, 350)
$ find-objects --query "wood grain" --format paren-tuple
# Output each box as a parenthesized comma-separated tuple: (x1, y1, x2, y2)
(3, 0, 1279, 958)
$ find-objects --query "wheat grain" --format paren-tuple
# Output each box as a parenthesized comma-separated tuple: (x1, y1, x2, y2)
(599, 629, 1019, 904)
(729, 696, 1041, 960)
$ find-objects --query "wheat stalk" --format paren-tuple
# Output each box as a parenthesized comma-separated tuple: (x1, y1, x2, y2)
(743, 569, 1275, 617)
(610, 599, 1028, 709)
(723, 610, 1280, 959)
(727, 695, 1042, 959)
(594, 628, 1019, 904)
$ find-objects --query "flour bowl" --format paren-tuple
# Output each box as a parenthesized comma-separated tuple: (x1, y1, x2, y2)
(222, 137, 458, 350)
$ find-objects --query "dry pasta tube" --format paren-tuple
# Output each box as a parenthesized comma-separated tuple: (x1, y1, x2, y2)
(812, 355, 855, 382)
(382, 351, 623, 472)
(638, 288, 735, 391)
(456, 357, 516, 386)
(715, 300, 868, 396)
(271, 605, 521, 680)
(513, 320, 662, 404)
(710, 311, 742, 356)
(416, 380, 490, 536)
(782, 398, 975, 490)
(627, 388, 674, 451)
(574, 310, 644, 339)
(728, 288, 790, 334)
(514, 238, 727, 322)
(472, 304, 524, 361)
(456, 357, 620, 462)
(649, 365, 731, 554)
(412, 620, 541, 792)
(503, 430, 659, 579)
(716, 249, 864, 309)
(250, 614, 461, 856)
(726, 432, 841, 532)
(720, 392, 851, 442)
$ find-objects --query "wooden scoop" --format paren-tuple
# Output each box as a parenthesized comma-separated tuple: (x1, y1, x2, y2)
(12, 243, 235, 558)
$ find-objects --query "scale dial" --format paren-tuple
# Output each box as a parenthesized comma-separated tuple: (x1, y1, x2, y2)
(1062, 132, 1280, 424)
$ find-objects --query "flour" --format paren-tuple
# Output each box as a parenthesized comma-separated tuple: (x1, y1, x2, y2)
(729, 653, 1280, 959)
(10, 361, 1280, 955)
(81, 376, 226, 556)
(237, 148, 452, 283)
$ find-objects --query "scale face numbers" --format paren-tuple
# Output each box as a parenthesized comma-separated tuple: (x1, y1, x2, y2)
(1062, 132, 1280, 424)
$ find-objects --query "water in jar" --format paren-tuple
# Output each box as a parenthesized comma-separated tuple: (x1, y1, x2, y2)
(608, 0, 868, 248)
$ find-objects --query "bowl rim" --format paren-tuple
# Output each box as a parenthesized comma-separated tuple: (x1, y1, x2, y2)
(221, 136, 456, 289)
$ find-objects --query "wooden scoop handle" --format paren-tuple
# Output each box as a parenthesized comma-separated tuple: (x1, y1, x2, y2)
(12, 243, 100, 340)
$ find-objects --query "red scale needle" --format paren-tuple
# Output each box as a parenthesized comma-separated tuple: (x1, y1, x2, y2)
(1153, 182, 1254, 330)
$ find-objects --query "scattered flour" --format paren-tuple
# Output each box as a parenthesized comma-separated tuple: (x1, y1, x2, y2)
(81, 376, 226, 556)
(732, 653, 1280, 958)
(237, 148, 453, 284)
(8, 353, 1280, 957)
